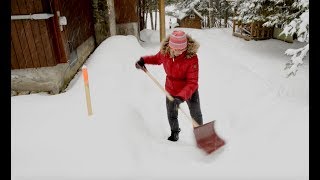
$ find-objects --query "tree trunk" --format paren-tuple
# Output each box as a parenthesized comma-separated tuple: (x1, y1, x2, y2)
(219, 4, 222, 28)
(209, 0, 213, 28)
(150, 8, 154, 30)
(215, 0, 221, 28)
(145, 10, 148, 29)
(224, 7, 229, 28)
(139, 0, 145, 30)
(107, 0, 116, 35)
(155, 9, 157, 30)
(144, 2, 148, 29)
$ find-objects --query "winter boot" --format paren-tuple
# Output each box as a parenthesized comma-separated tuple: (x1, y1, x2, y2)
(167, 128, 181, 141)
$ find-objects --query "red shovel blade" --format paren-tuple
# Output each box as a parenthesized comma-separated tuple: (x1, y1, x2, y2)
(193, 121, 225, 154)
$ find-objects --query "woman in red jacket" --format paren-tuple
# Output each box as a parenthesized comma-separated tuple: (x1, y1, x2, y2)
(135, 30, 203, 141)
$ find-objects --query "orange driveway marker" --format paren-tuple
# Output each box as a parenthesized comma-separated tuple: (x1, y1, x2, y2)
(82, 65, 93, 116)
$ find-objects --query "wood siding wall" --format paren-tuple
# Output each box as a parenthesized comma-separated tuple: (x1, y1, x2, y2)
(114, 0, 138, 24)
(11, 0, 58, 69)
(60, 0, 95, 51)
(11, 0, 95, 70)
(179, 15, 202, 29)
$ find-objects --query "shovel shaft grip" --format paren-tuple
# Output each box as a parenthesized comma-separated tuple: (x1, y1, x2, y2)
(145, 70, 174, 101)
(179, 107, 200, 128)
(143, 69, 199, 128)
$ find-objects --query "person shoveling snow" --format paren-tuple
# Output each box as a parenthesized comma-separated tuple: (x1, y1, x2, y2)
(135, 30, 225, 154)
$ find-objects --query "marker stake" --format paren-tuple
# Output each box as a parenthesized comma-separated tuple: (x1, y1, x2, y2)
(82, 65, 93, 116)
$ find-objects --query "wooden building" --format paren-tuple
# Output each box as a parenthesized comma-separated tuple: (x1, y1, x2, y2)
(232, 20, 274, 41)
(230, 0, 294, 42)
(11, 0, 96, 95)
(177, 9, 204, 29)
(11, 0, 140, 95)
(114, 0, 139, 38)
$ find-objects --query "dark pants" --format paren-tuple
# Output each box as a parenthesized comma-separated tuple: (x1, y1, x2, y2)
(166, 89, 203, 131)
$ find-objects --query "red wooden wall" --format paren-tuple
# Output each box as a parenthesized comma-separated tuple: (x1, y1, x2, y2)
(11, 0, 58, 69)
(11, 0, 95, 70)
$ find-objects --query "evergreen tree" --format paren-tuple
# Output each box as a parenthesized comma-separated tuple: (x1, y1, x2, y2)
(171, 0, 232, 28)
(233, 0, 309, 76)
(279, 0, 309, 76)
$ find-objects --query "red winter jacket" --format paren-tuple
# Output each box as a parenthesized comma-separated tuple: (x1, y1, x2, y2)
(142, 35, 200, 101)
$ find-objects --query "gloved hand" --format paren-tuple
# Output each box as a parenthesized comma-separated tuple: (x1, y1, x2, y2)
(173, 97, 184, 107)
(135, 58, 146, 70)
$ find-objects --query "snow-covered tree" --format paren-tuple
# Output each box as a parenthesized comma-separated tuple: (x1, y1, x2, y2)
(168, 0, 202, 23)
(172, 0, 233, 28)
(232, 0, 282, 23)
(280, 0, 309, 77)
(233, 0, 309, 77)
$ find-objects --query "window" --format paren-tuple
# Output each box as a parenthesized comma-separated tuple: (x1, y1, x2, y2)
(190, 14, 195, 19)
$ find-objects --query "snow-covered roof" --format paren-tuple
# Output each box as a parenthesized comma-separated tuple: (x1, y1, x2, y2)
(177, 9, 188, 20)
(178, 8, 204, 20)
(192, 8, 204, 20)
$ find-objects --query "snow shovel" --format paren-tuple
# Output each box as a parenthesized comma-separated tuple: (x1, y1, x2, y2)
(138, 66, 225, 154)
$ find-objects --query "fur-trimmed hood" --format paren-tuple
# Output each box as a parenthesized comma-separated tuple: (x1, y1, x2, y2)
(160, 34, 200, 59)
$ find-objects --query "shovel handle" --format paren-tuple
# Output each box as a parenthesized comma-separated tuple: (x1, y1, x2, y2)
(141, 67, 200, 128)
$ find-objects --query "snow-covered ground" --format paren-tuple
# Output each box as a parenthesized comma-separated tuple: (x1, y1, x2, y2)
(11, 28, 309, 180)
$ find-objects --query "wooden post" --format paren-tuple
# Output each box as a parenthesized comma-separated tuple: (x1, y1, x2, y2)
(232, 19, 235, 33)
(159, 0, 165, 42)
(82, 65, 93, 116)
(259, 22, 262, 38)
(250, 22, 254, 37)
(107, 0, 116, 36)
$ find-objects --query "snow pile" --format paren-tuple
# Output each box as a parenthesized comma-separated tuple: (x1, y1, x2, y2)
(11, 28, 309, 180)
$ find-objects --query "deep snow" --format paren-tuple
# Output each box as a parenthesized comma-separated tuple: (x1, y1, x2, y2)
(11, 28, 309, 180)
